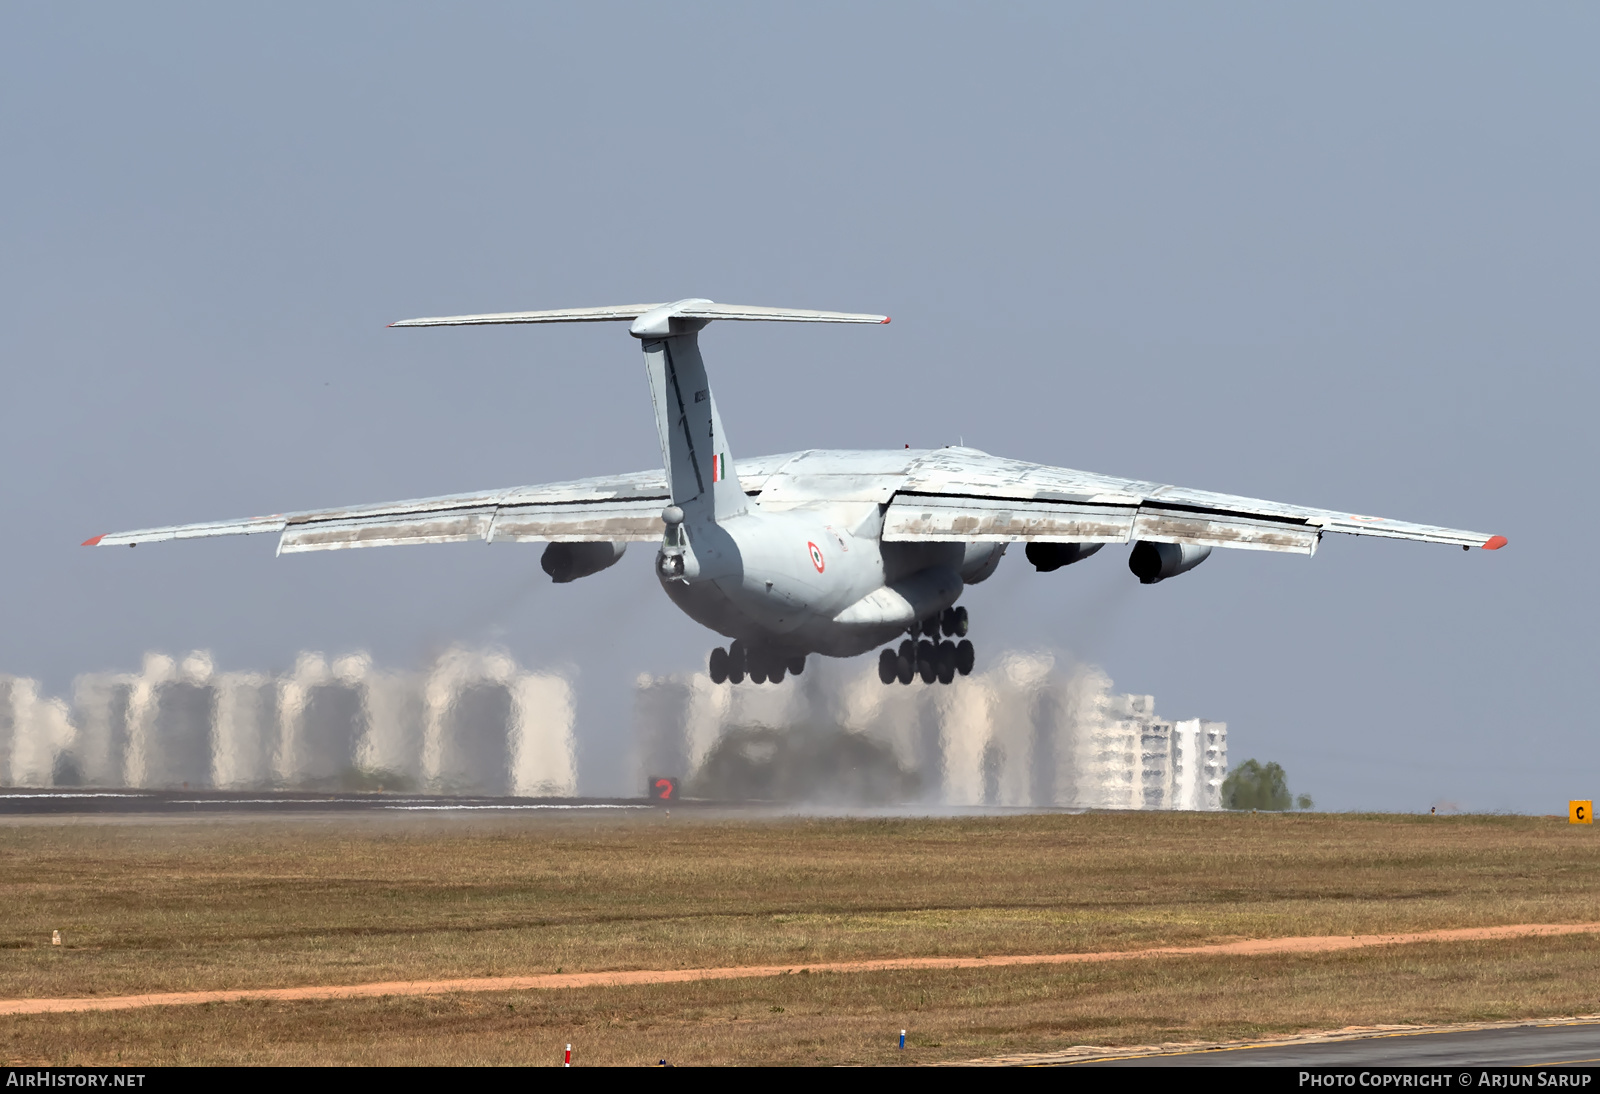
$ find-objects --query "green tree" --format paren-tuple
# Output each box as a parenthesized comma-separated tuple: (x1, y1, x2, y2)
(1221, 759, 1293, 811)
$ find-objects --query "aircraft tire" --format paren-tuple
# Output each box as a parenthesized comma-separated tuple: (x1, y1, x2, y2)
(896, 656, 915, 685)
(956, 639, 975, 676)
(789, 655, 806, 676)
(899, 638, 915, 663)
(954, 606, 969, 637)
(728, 640, 747, 685)
(749, 663, 768, 685)
(878, 649, 897, 685)
(920, 616, 941, 640)
(709, 647, 729, 684)
(917, 640, 937, 684)
(769, 664, 786, 684)
(941, 607, 957, 637)
(937, 640, 957, 684)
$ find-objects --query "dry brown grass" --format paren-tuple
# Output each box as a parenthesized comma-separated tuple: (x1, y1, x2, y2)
(2, 809, 1597, 1064)
(6, 937, 1600, 1066)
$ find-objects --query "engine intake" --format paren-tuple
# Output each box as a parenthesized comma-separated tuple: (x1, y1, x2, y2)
(1025, 542, 1103, 572)
(1128, 541, 1211, 584)
(541, 541, 627, 583)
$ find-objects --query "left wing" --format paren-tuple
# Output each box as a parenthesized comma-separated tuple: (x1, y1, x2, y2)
(83, 470, 671, 554)
(882, 449, 1506, 553)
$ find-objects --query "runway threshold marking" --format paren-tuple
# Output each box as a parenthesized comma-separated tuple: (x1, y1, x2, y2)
(4, 921, 1598, 1017)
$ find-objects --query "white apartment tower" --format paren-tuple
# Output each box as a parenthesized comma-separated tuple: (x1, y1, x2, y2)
(0, 648, 576, 795)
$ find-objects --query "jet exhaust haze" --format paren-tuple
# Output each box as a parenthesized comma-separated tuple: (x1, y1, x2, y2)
(636, 650, 1228, 810)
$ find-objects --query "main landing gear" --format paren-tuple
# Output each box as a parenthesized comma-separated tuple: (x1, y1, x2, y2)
(709, 640, 806, 685)
(876, 606, 974, 686)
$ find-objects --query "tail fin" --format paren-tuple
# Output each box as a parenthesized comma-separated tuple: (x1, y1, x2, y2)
(390, 297, 889, 523)
(637, 319, 746, 520)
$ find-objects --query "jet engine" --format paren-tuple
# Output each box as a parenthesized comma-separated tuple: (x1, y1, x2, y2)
(1128, 541, 1211, 585)
(541, 542, 627, 583)
(1025, 542, 1103, 572)
(959, 542, 1007, 584)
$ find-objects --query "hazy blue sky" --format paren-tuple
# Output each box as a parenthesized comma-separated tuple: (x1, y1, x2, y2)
(3, 3, 1594, 807)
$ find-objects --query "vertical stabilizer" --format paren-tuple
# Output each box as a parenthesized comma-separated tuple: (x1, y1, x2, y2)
(634, 305, 747, 521)
(388, 295, 889, 524)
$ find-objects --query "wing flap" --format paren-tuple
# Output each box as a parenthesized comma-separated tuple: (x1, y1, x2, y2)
(278, 499, 667, 553)
(883, 495, 1137, 543)
(278, 499, 669, 554)
(277, 509, 498, 554)
(882, 495, 1321, 553)
(490, 499, 666, 542)
(1131, 506, 1321, 554)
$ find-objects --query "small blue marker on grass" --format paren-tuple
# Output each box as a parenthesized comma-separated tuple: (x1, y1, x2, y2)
(899, 1030, 906, 1050)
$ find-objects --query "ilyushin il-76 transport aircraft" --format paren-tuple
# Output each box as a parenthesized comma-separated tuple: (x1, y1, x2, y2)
(85, 300, 1507, 687)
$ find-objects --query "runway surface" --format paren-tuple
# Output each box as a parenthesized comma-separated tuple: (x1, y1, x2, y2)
(1046, 1019, 1600, 1066)
(0, 789, 658, 814)
(0, 789, 1083, 818)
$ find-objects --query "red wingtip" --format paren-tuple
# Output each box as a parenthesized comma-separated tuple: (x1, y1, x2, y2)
(1482, 535, 1508, 550)
(880, 316, 891, 324)
(81, 534, 104, 547)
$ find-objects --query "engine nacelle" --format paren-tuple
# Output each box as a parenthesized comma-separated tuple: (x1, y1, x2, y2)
(541, 541, 627, 583)
(1128, 541, 1211, 584)
(1025, 541, 1103, 572)
(959, 542, 1007, 584)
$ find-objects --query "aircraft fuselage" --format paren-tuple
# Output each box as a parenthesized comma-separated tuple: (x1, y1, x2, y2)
(653, 454, 1002, 659)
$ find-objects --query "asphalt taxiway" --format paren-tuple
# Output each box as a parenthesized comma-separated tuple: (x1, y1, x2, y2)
(1050, 1019, 1600, 1067)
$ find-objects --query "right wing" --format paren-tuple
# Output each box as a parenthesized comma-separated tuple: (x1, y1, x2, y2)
(83, 470, 671, 554)
(882, 449, 1505, 554)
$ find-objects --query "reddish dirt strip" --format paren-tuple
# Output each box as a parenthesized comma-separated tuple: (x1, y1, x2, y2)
(5, 922, 1598, 1017)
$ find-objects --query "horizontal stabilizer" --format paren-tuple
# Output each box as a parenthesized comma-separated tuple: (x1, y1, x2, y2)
(389, 304, 662, 328)
(389, 299, 889, 330)
(660, 302, 888, 324)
